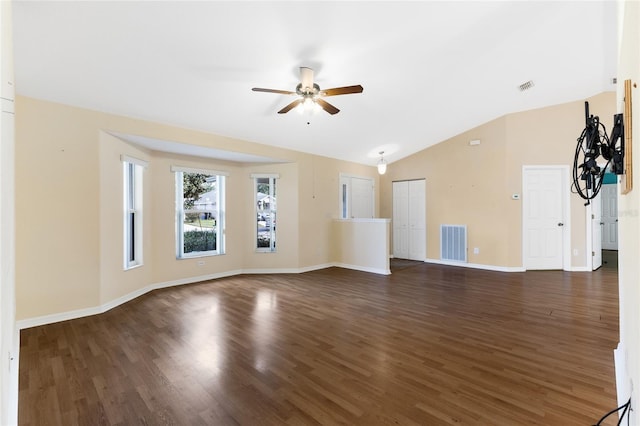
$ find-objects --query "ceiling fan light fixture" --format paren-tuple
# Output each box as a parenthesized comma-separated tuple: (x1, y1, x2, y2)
(297, 96, 319, 114)
(252, 67, 362, 115)
(377, 151, 387, 175)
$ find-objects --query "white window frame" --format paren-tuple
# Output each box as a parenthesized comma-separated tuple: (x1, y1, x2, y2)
(173, 166, 227, 259)
(122, 155, 147, 270)
(253, 173, 279, 252)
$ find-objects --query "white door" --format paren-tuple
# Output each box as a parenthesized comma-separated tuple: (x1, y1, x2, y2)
(523, 168, 565, 270)
(340, 175, 374, 219)
(393, 181, 409, 259)
(408, 179, 426, 260)
(350, 177, 374, 218)
(393, 180, 426, 260)
(591, 192, 602, 270)
(601, 183, 618, 250)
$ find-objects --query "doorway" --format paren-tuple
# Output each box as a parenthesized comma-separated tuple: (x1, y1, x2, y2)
(522, 166, 570, 270)
(601, 180, 618, 268)
(392, 179, 426, 261)
(339, 174, 374, 219)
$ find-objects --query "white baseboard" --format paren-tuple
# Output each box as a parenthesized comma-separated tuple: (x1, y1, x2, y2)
(16, 270, 244, 330)
(334, 262, 391, 275)
(241, 263, 335, 275)
(566, 266, 591, 272)
(16, 305, 104, 330)
(7, 328, 19, 426)
(16, 263, 392, 330)
(615, 342, 631, 407)
(424, 258, 525, 273)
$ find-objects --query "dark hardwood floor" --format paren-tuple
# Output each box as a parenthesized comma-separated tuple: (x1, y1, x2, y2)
(19, 262, 619, 425)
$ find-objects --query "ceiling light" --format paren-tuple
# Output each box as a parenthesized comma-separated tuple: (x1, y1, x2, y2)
(377, 151, 387, 175)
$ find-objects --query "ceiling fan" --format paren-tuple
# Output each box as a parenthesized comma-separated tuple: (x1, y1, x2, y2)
(252, 67, 363, 115)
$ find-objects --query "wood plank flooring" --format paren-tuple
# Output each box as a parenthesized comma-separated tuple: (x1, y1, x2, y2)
(19, 262, 619, 425)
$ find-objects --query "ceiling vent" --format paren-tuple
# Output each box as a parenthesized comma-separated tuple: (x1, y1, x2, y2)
(518, 80, 535, 92)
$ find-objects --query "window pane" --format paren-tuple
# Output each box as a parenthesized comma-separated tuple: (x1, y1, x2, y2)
(256, 176, 276, 251)
(129, 211, 135, 262)
(179, 172, 221, 256)
(124, 161, 143, 269)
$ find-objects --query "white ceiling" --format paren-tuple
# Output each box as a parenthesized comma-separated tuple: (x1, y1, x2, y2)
(12, 1, 617, 166)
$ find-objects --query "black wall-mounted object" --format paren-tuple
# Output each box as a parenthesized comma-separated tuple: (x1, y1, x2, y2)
(571, 102, 625, 205)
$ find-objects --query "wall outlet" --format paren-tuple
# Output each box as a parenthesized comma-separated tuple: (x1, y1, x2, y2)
(473, 247, 479, 255)
(573, 249, 579, 256)
(197, 260, 205, 266)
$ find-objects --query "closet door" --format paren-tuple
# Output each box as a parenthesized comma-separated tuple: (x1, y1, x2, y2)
(408, 179, 426, 261)
(393, 180, 426, 260)
(393, 181, 409, 259)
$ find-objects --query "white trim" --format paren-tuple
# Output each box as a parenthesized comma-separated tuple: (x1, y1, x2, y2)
(8, 329, 18, 426)
(615, 342, 631, 408)
(339, 173, 375, 219)
(250, 173, 280, 179)
(425, 258, 526, 273)
(254, 175, 277, 252)
(15, 263, 400, 330)
(334, 263, 391, 275)
(296, 263, 336, 273)
(120, 154, 148, 168)
(334, 218, 391, 223)
(567, 266, 591, 272)
(17, 269, 242, 330)
(562, 166, 572, 271)
(170, 165, 229, 176)
(123, 162, 144, 269)
(522, 165, 571, 271)
(175, 172, 225, 258)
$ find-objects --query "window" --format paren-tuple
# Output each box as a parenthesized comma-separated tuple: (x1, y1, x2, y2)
(122, 156, 146, 269)
(174, 167, 226, 258)
(254, 174, 278, 252)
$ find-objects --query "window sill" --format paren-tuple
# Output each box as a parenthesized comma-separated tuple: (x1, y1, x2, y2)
(124, 262, 143, 271)
(177, 252, 224, 260)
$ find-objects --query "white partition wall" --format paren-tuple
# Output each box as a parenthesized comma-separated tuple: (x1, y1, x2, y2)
(0, 1, 17, 424)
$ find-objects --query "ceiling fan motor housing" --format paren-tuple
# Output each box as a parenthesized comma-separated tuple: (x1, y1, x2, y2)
(296, 83, 321, 99)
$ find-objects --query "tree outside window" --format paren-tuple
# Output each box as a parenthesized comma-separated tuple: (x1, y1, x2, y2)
(176, 171, 224, 257)
(256, 176, 276, 252)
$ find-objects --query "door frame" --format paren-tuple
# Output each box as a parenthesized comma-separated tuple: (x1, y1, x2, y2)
(600, 182, 619, 250)
(392, 178, 426, 261)
(586, 191, 602, 270)
(521, 165, 571, 271)
(339, 173, 375, 219)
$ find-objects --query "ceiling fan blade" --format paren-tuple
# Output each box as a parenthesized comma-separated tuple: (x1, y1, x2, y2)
(277, 99, 303, 114)
(322, 85, 364, 97)
(316, 98, 340, 115)
(252, 87, 296, 95)
(300, 67, 314, 90)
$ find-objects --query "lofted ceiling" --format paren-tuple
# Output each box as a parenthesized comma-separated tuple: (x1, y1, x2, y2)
(12, 1, 617, 166)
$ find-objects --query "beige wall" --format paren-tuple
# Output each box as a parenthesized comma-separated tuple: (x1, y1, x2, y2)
(505, 92, 616, 268)
(99, 132, 153, 304)
(15, 96, 380, 321)
(381, 92, 616, 269)
(381, 116, 510, 266)
(16, 89, 619, 322)
(16, 100, 102, 318)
